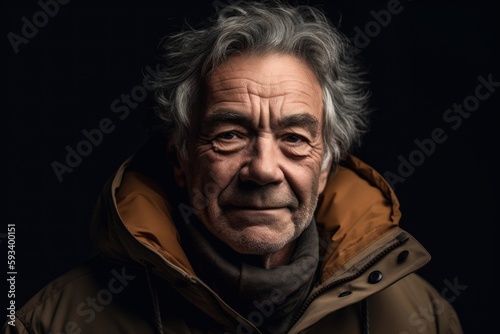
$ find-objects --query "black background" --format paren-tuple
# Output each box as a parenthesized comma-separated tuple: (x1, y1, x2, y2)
(4, 0, 499, 332)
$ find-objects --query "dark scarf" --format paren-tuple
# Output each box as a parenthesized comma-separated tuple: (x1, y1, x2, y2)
(179, 217, 320, 334)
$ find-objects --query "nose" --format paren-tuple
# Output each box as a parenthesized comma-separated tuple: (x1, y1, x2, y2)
(239, 136, 285, 186)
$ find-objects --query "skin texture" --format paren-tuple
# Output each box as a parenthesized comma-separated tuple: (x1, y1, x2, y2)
(175, 53, 330, 268)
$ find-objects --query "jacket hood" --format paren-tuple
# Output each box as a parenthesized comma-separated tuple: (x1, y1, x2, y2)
(315, 155, 400, 282)
(89, 140, 402, 284)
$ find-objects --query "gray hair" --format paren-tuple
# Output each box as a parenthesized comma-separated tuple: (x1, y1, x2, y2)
(149, 0, 371, 168)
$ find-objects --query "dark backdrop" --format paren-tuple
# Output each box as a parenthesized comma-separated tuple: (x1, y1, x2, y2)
(4, 0, 499, 332)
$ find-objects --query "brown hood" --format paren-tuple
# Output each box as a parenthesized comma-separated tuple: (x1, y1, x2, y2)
(89, 142, 401, 283)
(315, 155, 400, 282)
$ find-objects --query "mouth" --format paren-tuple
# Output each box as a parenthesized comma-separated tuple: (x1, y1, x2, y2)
(222, 205, 291, 226)
(224, 204, 291, 211)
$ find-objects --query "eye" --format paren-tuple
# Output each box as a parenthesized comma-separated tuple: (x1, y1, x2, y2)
(280, 133, 312, 158)
(216, 131, 239, 140)
(211, 130, 248, 153)
(283, 134, 307, 143)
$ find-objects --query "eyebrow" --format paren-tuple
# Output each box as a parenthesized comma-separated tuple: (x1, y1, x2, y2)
(278, 113, 320, 137)
(204, 110, 320, 136)
(204, 110, 253, 131)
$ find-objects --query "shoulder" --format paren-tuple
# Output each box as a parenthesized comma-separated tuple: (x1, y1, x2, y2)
(369, 273, 463, 333)
(10, 256, 155, 334)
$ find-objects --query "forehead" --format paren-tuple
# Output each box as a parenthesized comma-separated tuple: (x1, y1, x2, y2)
(205, 53, 323, 111)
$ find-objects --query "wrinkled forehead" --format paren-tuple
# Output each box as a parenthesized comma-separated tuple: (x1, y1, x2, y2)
(207, 53, 322, 88)
(204, 53, 324, 117)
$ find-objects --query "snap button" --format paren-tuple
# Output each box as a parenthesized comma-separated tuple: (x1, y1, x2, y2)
(368, 270, 383, 284)
(397, 250, 409, 264)
(338, 291, 352, 297)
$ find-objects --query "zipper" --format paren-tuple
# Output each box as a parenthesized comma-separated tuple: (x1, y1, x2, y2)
(290, 232, 409, 327)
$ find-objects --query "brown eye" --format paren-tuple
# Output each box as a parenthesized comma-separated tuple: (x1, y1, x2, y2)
(280, 133, 311, 158)
(216, 132, 238, 140)
(283, 134, 306, 143)
(212, 131, 248, 153)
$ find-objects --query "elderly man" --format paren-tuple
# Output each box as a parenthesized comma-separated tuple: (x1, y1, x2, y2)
(3, 1, 462, 333)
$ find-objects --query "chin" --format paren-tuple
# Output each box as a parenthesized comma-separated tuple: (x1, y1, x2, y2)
(225, 226, 295, 255)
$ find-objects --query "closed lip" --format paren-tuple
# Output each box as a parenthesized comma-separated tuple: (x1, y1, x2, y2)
(224, 205, 287, 210)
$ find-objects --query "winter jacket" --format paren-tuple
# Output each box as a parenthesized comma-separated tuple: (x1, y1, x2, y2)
(2, 141, 463, 334)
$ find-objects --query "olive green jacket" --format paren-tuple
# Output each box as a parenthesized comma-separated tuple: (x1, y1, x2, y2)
(2, 143, 463, 334)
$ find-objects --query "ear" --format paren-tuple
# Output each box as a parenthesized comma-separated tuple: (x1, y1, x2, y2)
(318, 159, 333, 194)
(166, 143, 187, 188)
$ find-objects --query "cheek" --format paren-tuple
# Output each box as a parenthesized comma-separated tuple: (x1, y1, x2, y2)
(185, 153, 241, 200)
(284, 164, 322, 201)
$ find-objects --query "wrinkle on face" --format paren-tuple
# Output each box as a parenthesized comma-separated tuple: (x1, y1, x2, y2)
(179, 52, 327, 263)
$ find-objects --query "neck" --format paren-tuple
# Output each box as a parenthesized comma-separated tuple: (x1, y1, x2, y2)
(261, 240, 297, 269)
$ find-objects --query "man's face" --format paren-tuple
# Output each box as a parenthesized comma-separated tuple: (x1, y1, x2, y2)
(177, 53, 329, 255)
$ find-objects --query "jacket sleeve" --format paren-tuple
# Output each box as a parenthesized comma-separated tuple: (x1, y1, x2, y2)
(407, 275, 463, 334)
(439, 295, 463, 334)
(1, 317, 30, 334)
(408, 274, 464, 334)
(365, 273, 464, 334)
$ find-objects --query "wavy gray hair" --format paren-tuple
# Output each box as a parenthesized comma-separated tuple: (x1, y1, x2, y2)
(149, 0, 371, 168)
